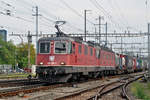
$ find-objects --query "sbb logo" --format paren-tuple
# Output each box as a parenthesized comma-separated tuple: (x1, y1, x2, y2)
(49, 56, 55, 61)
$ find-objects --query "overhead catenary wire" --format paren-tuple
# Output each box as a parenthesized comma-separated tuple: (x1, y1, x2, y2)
(17, 0, 84, 32)
(0, 8, 55, 32)
(67, 22, 84, 32)
(1, 0, 34, 17)
(0, 1, 53, 25)
(0, 0, 144, 34)
(59, 0, 95, 25)
(0, 0, 59, 32)
(0, 24, 26, 32)
(108, 0, 128, 30)
(89, 0, 124, 31)
(0, 10, 33, 23)
(14, 0, 86, 32)
(41, 15, 55, 23)
(112, 0, 139, 32)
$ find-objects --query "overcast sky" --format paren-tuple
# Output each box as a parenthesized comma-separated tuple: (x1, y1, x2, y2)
(0, 0, 149, 55)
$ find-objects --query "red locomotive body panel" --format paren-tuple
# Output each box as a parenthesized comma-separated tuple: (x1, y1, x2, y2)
(37, 40, 71, 66)
(71, 41, 98, 66)
(37, 54, 70, 66)
(37, 39, 116, 68)
(99, 50, 115, 67)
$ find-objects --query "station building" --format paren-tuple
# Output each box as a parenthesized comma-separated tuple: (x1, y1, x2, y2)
(0, 30, 7, 41)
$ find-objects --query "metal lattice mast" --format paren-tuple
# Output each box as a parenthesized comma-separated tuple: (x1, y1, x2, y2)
(33, 6, 41, 65)
(148, 23, 150, 77)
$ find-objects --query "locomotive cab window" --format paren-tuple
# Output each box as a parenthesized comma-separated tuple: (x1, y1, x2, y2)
(90, 48, 93, 56)
(67, 42, 72, 54)
(40, 42, 50, 53)
(55, 41, 67, 54)
(84, 45, 88, 55)
(72, 43, 75, 54)
(78, 45, 82, 54)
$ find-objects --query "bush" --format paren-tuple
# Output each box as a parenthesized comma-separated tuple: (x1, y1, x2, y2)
(131, 82, 150, 100)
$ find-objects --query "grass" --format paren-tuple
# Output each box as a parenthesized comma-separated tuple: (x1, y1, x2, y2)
(0, 73, 36, 79)
(147, 82, 150, 90)
(131, 82, 150, 100)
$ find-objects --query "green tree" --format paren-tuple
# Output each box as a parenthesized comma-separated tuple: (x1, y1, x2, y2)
(16, 43, 35, 68)
(0, 37, 16, 66)
(0, 37, 35, 69)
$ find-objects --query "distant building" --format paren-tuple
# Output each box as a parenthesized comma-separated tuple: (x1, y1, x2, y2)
(0, 30, 7, 41)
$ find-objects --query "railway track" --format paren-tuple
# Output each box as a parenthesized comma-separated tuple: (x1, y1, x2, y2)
(0, 72, 145, 100)
(86, 75, 143, 100)
(0, 78, 37, 83)
(121, 75, 143, 100)
(86, 81, 124, 100)
(0, 83, 71, 98)
(54, 72, 145, 100)
(0, 78, 40, 87)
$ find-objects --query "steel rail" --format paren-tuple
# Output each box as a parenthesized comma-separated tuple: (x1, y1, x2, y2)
(122, 75, 144, 100)
(87, 74, 145, 100)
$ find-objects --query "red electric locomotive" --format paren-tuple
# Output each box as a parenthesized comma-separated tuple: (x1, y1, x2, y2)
(36, 25, 117, 83)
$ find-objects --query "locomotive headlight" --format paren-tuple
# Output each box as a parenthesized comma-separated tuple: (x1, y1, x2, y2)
(40, 62, 43, 65)
(60, 61, 65, 65)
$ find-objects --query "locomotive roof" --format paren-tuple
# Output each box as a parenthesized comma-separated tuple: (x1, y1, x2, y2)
(100, 46, 114, 53)
(38, 37, 74, 41)
(38, 36, 114, 53)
